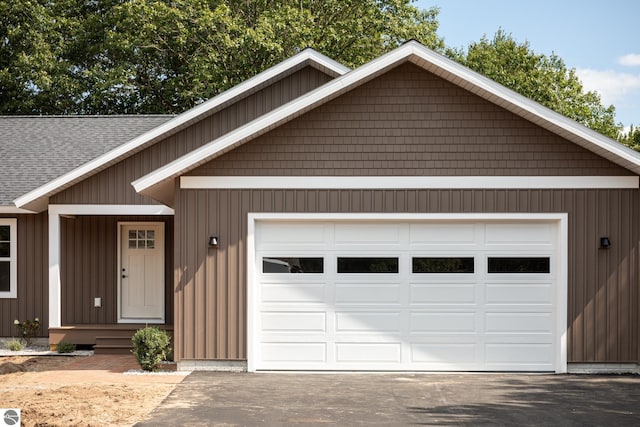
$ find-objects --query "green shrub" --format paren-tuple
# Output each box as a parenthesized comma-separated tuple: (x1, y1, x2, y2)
(6, 339, 24, 351)
(131, 326, 171, 372)
(56, 341, 76, 354)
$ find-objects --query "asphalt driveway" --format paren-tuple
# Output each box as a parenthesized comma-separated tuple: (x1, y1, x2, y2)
(138, 372, 640, 426)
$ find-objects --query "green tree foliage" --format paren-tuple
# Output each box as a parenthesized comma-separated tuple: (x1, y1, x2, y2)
(0, 0, 442, 114)
(620, 125, 640, 150)
(448, 30, 621, 140)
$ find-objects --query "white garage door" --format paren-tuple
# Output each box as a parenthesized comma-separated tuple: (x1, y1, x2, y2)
(252, 220, 560, 371)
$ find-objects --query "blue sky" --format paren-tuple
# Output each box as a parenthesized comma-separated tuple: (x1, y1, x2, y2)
(416, 0, 640, 129)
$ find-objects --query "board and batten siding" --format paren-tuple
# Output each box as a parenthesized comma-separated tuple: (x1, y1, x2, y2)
(174, 188, 639, 365)
(0, 213, 48, 337)
(190, 63, 631, 177)
(60, 215, 174, 325)
(50, 66, 335, 206)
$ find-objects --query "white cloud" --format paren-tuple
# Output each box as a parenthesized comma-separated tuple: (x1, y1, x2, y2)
(575, 68, 640, 105)
(619, 54, 640, 67)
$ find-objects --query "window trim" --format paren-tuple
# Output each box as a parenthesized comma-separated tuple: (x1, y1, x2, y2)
(0, 218, 17, 299)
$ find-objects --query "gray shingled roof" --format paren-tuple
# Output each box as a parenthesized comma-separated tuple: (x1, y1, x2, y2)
(0, 115, 174, 206)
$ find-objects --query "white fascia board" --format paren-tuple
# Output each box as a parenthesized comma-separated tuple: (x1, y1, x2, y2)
(180, 176, 639, 190)
(49, 204, 174, 216)
(0, 206, 36, 214)
(15, 49, 348, 211)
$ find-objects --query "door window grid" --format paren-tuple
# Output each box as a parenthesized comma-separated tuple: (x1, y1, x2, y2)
(128, 229, 156, 249)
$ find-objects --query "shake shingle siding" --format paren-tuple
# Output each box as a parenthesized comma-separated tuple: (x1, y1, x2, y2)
(190, 63, 630, 177)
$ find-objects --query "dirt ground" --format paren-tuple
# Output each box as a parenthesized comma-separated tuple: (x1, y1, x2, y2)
(0, 355, 185, 426)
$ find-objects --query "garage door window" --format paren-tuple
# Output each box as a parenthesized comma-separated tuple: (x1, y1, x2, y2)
(337, 257, 399, 273)
(488, 257, 550, 273)
(412, 257, 474, 273)
(262, 257, 323, 273)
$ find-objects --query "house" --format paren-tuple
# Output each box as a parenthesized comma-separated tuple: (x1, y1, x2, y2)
(2, 41, 640, 373)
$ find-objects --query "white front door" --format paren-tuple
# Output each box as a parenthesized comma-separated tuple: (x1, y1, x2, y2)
(119, 222, 165, 323)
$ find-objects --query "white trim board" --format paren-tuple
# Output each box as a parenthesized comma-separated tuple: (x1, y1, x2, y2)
(246, 212, 569, 373)
(0, 206, 36, 214)
(49, 204, 174, 216)
(135, 40, 640, 197)
(15, 49, 349, 212)
(181, 176, 639, 190)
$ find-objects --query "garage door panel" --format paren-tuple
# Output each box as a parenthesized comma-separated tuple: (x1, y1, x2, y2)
(485, 344, 554, 365)
(257, 222, 329, 248)
(335, 312, 402, 332)
(411, 343, 477, 364)
(484, 283, 553, 304)
(335, 283, 401, 304)
(334, 223, 403, 246)
(483, 333, 553, 344)
(485, 312, 554, 333)
(410, 283, 477, 304)
(409, 223, 478, 246)
(484, 223, 554, 246)
(261, 342, 327, 363)
(261, 283, 327, 304)
(254, 220, 559, 372)
(410, 312, 477, 333)
(335, 343, 402, 363)
(261, 312, 327, 332)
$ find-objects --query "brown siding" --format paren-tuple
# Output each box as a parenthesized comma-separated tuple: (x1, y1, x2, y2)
(0, 213, 48, 337)
(191, 63, 630, 177)
(175, 188, 639, 364)
(50, 66, 335, 205)
(60, 215, 174, 325)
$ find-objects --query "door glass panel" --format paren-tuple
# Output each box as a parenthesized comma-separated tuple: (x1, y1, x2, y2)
(413, 257, 474, 273)
(263, 257, 323, 273)
(0, 261, 9, 292)
(127, 229, 156, 250)
(488, 257, 550, 273)
(337, 257, 399, 273)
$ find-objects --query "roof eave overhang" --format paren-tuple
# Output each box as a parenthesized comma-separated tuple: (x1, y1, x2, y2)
(13, 49, 349, 212)
(0, 205, 38, 214)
